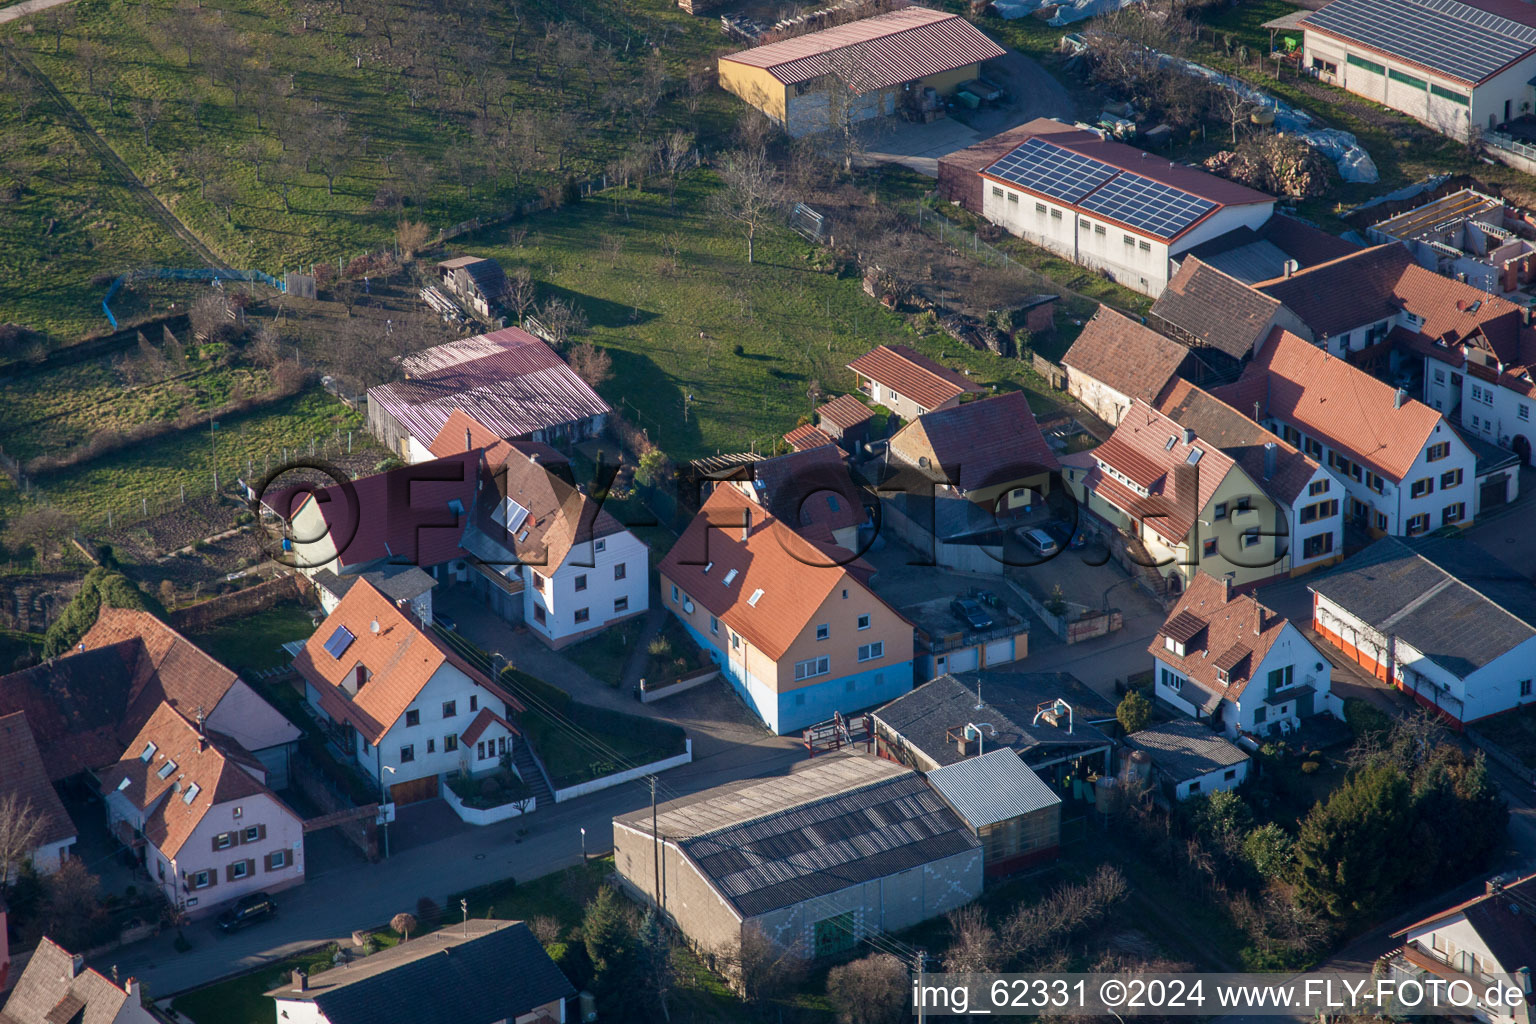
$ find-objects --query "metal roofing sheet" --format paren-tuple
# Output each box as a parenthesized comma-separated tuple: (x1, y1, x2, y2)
(925, 748, 1060, 827)
(1303, 0, 1536, 84)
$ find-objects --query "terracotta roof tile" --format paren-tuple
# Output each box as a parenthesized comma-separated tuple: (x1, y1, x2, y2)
(1063, 306, 1187, 404)
(1254, 244, 1414, 339)
(427, 408, 517, 463)
(657, 488, 894, 660)
(783, 423, 835, 451)
(1147, 573, 1293, 700)
(1155, 378, 1321, 505)
(1079, 400, 1239, 543)
(817, 393, 876, 431)
(293, 580, 523, 744)
(746, 445, 869, 536)
(97, 702, 277, 858)
(468, 446, 626, 572)
(889, 391, 1058, 494)
(460, 707, 514, 746)
(1, 938, 133, 1024)
(0, 711, 74, 848)
(721, 7, 1006, 90)
(1216, 328, 1444, 482)
(847, 345, 984, 412)
(1151, 256, 1281, 359)
(81, 608, 240, 734)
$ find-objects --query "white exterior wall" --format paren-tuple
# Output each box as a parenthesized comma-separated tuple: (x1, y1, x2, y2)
(1424, 359, 1536, 467)
(1302, 32, 1535, 141)
(1153, 624, 1336, 738)
(1064, 368, 1134, 427)
(1173, 757, 1248, 800)
(29, 836, 74, 876)
(269, 1002, 327, 1024)
(980, 179, 1271, 297)
(1266, 417, 1475, 534)
(350, 664, 515, 788)
(1401, 913, 1518, 1023)
(520, 529, 649, 646)
(1287, 464, 1347, 572)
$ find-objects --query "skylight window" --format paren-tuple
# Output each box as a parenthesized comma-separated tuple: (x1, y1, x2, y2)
(116, 777, 131, 792)
(183, 782, 201, 804)
(1164, 436, 1177, 451)
(323, 626, 355, 660)
(723, 568, 739, 587)
(747, 588, 764, 607)
(516, 529, 530, 543)
(156, 760, 178, 780)
(703, 562, 713, 575)
(1186, 448, 1204, 465)
(506, 499, 531, 533)
(140, 742, 157, 762)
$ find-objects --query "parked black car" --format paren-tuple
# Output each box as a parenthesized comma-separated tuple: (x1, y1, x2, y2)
(217, 892, 278, 933)
(950, 598, 993, 631)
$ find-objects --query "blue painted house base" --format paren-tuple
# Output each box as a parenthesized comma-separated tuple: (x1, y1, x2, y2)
(675, 615, 914, 734)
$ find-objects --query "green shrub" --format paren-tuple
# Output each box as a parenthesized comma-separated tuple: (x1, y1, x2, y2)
(1344, 697, 1392, 738)
(43, 567, 165, 657)
(1301, 761, 1320, 774)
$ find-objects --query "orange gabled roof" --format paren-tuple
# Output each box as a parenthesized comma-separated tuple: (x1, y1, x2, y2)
(428, 408, 517, 464)
(1222, 328, 1446, 483)
(783, 422, 836, 452)
(847, 345, 985, 411)
(656, 488, 893, 661)
(1146, 573, 1295, 701)
(293, 579, 523, 744)
(98, 702, 279, 858)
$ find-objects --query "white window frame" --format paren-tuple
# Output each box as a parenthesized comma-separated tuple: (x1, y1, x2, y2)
(794, 656, 830, 681)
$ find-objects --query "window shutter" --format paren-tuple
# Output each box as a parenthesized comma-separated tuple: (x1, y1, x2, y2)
(208, 869, 216, 887)
(263, 852, 274, 871)
(247, 858, 256, 877)
(234, 829, 244, 846)
(213, 834, 222, 853)
(257, 823, 267, 841)
(225, 864, 235, 882)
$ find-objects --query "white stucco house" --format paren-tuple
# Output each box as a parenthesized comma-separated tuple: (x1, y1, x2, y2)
(292, 578, 530, 805)
(1123, 720, 1252, 801)
(0, 710, 76, 877)
(97, 702, 306, 919)
(1150, 573, 1339, 741)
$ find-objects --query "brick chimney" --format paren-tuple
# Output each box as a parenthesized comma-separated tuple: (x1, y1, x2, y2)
(124, 977, 141, 1002)
(292, 970, 308, 992)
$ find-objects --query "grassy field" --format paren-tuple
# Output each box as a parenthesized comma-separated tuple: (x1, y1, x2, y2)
(459, 174, 1066, 462)
(169, 943, 341, 1024)
(0, 0, 734, 299)
(0, 350, 276, 464)
(188, 599, 317, 673)
(0, 385, 373, 527)
(0, 47, 193, 340)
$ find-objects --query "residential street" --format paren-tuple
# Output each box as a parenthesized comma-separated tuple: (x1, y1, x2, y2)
(96, 692, 802, 999)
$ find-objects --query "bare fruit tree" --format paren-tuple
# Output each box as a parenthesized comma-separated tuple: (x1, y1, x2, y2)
(709, 148, 786, 265)
(0, 794, 43, 887)
(506, 267, 537, 326)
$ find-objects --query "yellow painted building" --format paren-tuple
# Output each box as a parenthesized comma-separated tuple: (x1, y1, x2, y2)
(716, 7, 1005, 137)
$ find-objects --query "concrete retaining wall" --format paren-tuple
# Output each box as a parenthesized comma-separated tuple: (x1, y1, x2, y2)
(553, 739, 692, 803)
(440, 778, 537, 825)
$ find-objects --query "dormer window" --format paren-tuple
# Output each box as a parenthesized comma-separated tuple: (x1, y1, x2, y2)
(1216, 667, 1230, 685)
(1164, 636, 1186, 657)
(355, 665, 370, 690)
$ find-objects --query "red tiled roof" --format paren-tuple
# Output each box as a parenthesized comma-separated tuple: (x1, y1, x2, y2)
(1080, 400, 1239, 544)
(817, 393, 876, 432)
(1215, 328, 1445, 482)
(293, 580, 523, 744)
(657, 488, 891, 661)
(847, 344, 985, 412)
(0, 711, 74, 848)
(1254, 244, 1415, 339)
(368, 327, 610, 448)
(427, 408, 517, 463)
(460, 707, 515, 746)
(470, 443, 626, 572)
(97, 702, 279, 858)
(721, 7, 1006, 89)
(80, 607, 240, 730)
(1155, 378, 1321, 506)
(1147, 573, 1294, 701)
(783, 423, 835, 451)
(272, 451, 483, 572)
(890, 391, 1058, 494)
(747, 444, 869, 537)
(1063, 306, 1188, 404)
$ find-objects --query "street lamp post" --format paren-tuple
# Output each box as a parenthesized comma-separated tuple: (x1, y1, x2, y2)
(379, 764, 396, 859)
(580, 827, 587, 863)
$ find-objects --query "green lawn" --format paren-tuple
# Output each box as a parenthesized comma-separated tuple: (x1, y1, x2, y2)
(169, 943, 340, 1024)
(0, 0, 735, 338)
(0, 385, 373, 528)
(561, 624, 635, 688)
(188, 600, 317, 673)
(459, 175, 1067, 462)
(448, 856, 611, 931)
(0, 47, 193, 341)
(0, 350, 276, 465)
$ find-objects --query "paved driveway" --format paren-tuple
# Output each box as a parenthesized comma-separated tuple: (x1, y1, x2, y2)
(861, 50, 1079, 175)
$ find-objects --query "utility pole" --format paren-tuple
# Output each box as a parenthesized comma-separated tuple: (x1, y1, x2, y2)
(210, 420, 220, 494)
(651, 775, 660, 907)
(461, 897, 468, 937)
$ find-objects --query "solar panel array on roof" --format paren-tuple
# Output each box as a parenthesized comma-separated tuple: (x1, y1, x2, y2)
(323, 626, 355, 659)
(985, 137, 1117, 204)
(1080, 173, 1216, 238)
(1304, 0, 1536, 83)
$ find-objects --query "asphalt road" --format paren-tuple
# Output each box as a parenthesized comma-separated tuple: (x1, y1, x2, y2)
(98, 734, 803, 999)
